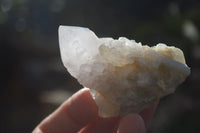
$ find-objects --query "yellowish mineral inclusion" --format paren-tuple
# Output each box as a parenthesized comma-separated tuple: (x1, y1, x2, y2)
(58, 26, 190, 117)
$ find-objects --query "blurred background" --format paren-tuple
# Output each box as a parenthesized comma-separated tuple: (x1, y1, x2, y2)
(0, 0, 200, 132)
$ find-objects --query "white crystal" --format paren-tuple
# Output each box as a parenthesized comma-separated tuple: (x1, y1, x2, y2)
(58, 26, 190, 117)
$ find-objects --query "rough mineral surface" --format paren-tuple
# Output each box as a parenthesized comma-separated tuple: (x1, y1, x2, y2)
(58, 26, 190, 117)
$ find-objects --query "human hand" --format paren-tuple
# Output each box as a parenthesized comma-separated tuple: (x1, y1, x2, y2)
(33, 88, 159, 133)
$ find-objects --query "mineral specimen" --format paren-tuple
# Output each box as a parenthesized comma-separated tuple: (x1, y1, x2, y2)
(58, 26, 190, 117)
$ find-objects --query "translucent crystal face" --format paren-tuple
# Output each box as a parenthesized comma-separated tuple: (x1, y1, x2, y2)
(59, 26, 190, 117)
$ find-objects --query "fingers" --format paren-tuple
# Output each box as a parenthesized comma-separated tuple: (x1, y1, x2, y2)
(33, 88, 98, 133)
(80, 116, 121, 133)
(117, 100, 159, 133)
(33, 89, 159, 133)
(117, 114, 146, 133)
(140, 100, 159, 128)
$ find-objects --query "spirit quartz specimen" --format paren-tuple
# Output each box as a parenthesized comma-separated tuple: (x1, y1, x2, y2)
(58, 26, 190, 117)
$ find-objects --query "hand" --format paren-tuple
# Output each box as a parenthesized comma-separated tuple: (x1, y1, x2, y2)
(33, 88, 159, 133)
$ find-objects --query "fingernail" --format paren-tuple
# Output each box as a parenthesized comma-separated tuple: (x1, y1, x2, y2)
(137, 115, 145, 124)
(32, 128, 43, 133)
(137, 115, 146, 132)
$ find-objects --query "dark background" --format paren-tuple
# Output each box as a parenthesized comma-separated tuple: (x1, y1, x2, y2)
(1, 0, 200, 132)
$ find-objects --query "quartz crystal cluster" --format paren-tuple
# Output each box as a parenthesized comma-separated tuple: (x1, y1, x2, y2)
(58, 26, 190, 117)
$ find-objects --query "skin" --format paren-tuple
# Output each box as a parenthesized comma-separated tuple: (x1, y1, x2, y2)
(33, 88, 159, 133)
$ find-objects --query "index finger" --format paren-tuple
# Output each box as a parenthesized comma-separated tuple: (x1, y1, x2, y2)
(33, 88, 98, 133)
